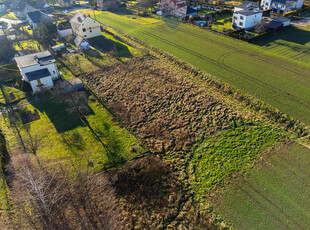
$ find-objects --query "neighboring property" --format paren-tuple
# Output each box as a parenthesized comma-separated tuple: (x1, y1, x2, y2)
(57, 0, 76, 7)
(11, 0, 36, 18)
(74, 35, 90, 50)
(29, 1, 52, 13)
(52, 43, 66, 52)
(15, 51, 59, 92)
(26, 10, 51, 30)
(234, 1, 259, 12)
(70, 11, 101, 39)
(57, 22, 73, 37)
(0, 29, 6, 40)
(159, 0, 197, 18)
(0, 3, 6, 13)
(232, 9, 263, 29)
(96, 0, 121, 10)
(261, 0, 304, 14)
(272, 16, 291, 26)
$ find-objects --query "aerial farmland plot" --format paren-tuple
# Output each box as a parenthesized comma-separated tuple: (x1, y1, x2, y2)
(213, 143, 310, 229)
(93, 11, 310, 125)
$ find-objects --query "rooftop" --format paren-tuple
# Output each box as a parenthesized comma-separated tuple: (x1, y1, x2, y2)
(70, 11, 86, 25)
(27, 10, 43, 23)
(236, 9, 262, 16)
(25, 68, 51, 81)
(273, 16, 290, 22)
(15, 51, 55, 68)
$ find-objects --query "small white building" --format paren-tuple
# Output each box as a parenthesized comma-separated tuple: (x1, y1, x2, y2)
(0, 3, 6, 13)
(70, 11, 101, 39)
(52, 43, 66, 52)
(232, 10, 263, 29)
(15, 51, 59, 92)
(74, 35, 90, 50)
(57, 22, 73, 37)
(273, 16, 291, 26)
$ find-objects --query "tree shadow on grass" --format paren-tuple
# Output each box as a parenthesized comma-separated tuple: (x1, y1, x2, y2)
(83, 119, 126, 169)
(27, 91, 95, 133)
(253, 27, 310, 47)
(162, 16, 182, 30)
(88, 35, 132, 57)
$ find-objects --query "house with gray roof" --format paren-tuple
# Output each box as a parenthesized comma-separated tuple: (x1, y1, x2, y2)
(12, 0, 35, 18)
(15, 51, 59, 92)
(234, 1, 259, 12)
(261, 0, 303, 14)
(26, 10, 51, 30)
(232, 9, 263, 29)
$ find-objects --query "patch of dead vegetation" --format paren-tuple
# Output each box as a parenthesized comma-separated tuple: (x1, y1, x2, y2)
(83, 56, 242, 155)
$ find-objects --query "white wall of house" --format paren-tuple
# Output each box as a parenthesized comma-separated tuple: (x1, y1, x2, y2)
(72, 17, 101, 39)
(57, 28, 73, 37)
(261, 0, 272, 10)
(30, 76, 54, 92)
(19, 63, 59, 82)
(271, 2, 287, 13)
(290, 0, 304, 10)
(0, 4, 5, 13)
(233, 12, 262, 29)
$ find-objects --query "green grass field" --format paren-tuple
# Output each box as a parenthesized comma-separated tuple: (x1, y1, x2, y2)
(92, 11, 310, 125)
(213, 143, 310, 230)
(1, 93, 144, 171)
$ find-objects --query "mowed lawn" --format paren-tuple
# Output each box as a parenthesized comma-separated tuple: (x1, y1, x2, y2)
(93, 11, 310, 125)
(0, 93, 144, 171)
(213, 143, 310, 230)
(254, 27, 310, 64)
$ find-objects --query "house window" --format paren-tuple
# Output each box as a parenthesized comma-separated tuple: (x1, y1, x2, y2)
(84, 35, 87, 37)
(239, 22, 243, 26)
(240, 16, 244, 20)
(266, 2, 268, 5)
(82, 28, 86, 32)
(90, 30, 92, 32)
(53, 71, 55, 74)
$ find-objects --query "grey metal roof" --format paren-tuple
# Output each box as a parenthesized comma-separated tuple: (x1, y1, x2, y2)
(273, 16, 290, 22)
(236, 10, 262, 16)
(15, 51, 55, 68)
(27, 10, 42, 23)
(25, 68, 51, 81)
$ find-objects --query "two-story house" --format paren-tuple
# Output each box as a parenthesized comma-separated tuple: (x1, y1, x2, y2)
(70, 11, 101, 39)
(261, 0, 304, 14)
(26, 10, 51, 30)
(232, 9, 263, 29)
(11, 0, 35, 18)
(15, 51, 59, 92)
